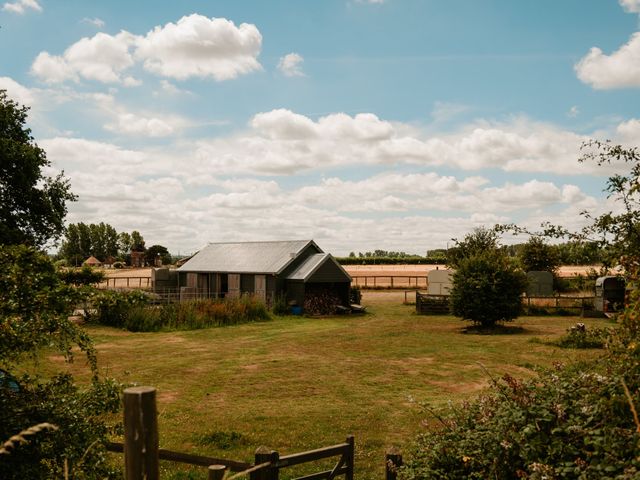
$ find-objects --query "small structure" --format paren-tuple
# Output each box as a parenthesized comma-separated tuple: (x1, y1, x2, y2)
(427, 269, 454, 295)
(176, 240, 352, 310)
(594, 276, 625, 313)
(526, 271, 554, 297)
(130, 250, 145, 268)
(83, 256, 102, 267)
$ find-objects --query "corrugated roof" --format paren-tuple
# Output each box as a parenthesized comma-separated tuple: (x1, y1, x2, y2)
(177, 240, 320, 274)
(286, 253, 352, 282)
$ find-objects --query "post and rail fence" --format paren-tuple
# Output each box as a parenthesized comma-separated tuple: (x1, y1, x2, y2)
(111, 386, 402, 479)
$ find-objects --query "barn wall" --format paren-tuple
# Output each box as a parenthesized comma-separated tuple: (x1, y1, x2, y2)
(307, 260, 350, 283)
(241, 274, 254, 294)
(287, 281, 305, 306)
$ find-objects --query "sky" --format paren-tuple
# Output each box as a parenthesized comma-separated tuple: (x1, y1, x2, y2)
(1, 0, 639, 256)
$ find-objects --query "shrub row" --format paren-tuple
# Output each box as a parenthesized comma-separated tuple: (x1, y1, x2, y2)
(90, 291, 270, 332)
(401, 306, 640, 479)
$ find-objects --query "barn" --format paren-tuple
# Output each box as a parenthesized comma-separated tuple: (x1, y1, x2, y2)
(176, 240, 352, 310)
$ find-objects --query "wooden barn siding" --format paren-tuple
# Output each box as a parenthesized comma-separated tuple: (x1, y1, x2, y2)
(307, 260, 350, 284)
(267, 275, 277, 298)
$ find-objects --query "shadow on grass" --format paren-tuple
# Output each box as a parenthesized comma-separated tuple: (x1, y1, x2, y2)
(460, 324, 529, 335)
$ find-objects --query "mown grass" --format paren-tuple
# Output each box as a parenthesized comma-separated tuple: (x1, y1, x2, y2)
(32, 291, 608, 480)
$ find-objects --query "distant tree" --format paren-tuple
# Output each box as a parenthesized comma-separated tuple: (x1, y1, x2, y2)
(0, 90, 76, 247)
(130, 230, 145, 251)
(145, 244, 171, 265)
(519, 236, 560, 273)
(348, 251, 356, 258)
(450, 249, 527, 328)
(446, 226, 499, 268)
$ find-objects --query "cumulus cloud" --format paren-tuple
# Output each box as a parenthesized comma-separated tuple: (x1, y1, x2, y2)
(620, 0, 640, 13)
(135, 14, 262, 81)
(2, 0, 41, 14)
(31, 14, 262, 85)
(278, 53, 305, 77)
(191, 109, 594, 176)
(31, 32, 138, 84)
(0, 76, 36, 105)
(575, 32, 640, 89)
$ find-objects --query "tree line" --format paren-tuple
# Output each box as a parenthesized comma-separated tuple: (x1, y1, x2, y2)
(58, 222, 172, 267)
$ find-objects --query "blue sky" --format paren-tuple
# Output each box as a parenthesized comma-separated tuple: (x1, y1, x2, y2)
(1, 0, 639, 255)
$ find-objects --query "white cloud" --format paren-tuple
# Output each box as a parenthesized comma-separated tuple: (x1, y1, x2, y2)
(82, 17, 106, 29)
(104, 112, 182, 137)
(620, 0, 640, 13)
(567, 105, 579, 118)
(278, 53, 305, 77)
(30, 15, 262, 85)
(31, 32, 138, 84)
(135, 14, 262, 81)
(575, 32, 640, 89)
(0, 76, 35, 105)
(2, 0, 41, 14)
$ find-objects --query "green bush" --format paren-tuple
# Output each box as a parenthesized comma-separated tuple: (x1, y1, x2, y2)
(556, 323, 609, 349)
(271, 293, 290, 316)
(91, 295, 270, 332)
(90, 290, 150, 328)
(400, 286, 640, 480)
(450, 250, 528, 327)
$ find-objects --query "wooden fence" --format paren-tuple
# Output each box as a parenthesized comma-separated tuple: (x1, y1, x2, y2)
(110, 386, 410, 480)
(350, 275, 428, 289)
(100, 276, 152, 289)
(415, 292, 597, 316)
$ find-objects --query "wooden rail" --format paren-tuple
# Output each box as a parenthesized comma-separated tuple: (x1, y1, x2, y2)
(100, 276, 151, 289)
(351, 275, 428, 289)
(114, 386, 356, 480)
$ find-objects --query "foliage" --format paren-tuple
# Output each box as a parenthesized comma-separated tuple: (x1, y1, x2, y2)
(0, 245, 121, 479)
(450, 245, 527, 328)
(145, 244, 171, 265)
(336, 255, 447, 265)
(0, 374, 121, 480)
(0, 245, 94, 366)
(446, 227, 499, 269)
(519, 236, 560, 274)
(58, 265, 105, 286)
(90, 289, 150, 328)
(0, 91, 76, 248)
(60, 222, 147, 265)
(90, 294, 270, 331)
(271, 293, 290, 316)
(555, 322, 610, 349)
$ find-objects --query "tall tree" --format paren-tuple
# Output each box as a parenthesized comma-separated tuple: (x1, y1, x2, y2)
(519, 236, 560, 273)
(0, 90, 76, 247)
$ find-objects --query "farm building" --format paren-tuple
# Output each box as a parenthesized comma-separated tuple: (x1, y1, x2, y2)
(176, 240, 352, 310)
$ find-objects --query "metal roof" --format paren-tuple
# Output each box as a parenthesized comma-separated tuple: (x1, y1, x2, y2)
(177, 240, 321, 274)
(286, 253, 352, 282)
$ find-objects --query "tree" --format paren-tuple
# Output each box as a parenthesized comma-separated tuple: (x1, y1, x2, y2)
(446, 226, 499, 268)
(448, 229, 527, 328)
(519, 236, 560, 273)
(0, 245, 120, 479)
(0, 90, 76, 248)
(145, 244, 171, 265)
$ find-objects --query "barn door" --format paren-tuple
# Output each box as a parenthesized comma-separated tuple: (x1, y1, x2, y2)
(186, 273, 197, 288)
(254, 275, 266, 302)
(228, 274, 240, 298)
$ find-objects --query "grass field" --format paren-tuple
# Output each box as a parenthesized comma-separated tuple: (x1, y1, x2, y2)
(36, 291, 608, 479)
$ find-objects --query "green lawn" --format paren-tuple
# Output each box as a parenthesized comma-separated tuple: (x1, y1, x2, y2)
(38, 291, 607, 479)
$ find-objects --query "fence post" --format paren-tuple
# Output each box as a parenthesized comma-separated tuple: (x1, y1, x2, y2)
(208, 465, 226, 480)
(123, 386, 159, 480)
(251, 446, 279, 480)
(345, 435, 354, 480)
(385, 450, 403, 480)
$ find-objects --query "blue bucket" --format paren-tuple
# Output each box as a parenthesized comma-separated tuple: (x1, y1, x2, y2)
(291, 305, 303, 315)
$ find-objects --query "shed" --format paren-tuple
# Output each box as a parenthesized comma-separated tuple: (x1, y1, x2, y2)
(526, 271, 554, 297)
(594, 276, 625, 313)
(176, 240, 352, 311)
(427, 269, 454, 295)
(83, 256, 102, 267)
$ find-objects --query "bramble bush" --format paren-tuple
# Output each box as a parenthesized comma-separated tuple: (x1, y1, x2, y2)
(555, 323, 610, 349)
